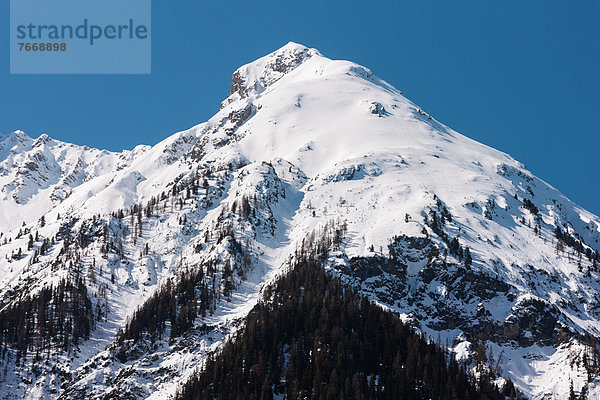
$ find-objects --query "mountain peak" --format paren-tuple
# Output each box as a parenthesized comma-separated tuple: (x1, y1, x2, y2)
(9, 130, 31, 141)
(32, 133, 52, 147)
(224, 42, 321, 104)
(275, 41, 312, 54)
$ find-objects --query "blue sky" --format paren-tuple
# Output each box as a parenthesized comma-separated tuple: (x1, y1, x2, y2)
(1, 1, 598, 214)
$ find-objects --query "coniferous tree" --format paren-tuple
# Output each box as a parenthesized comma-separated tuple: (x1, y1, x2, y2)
(464, 247, 473, 268)
(569, 379, 577, 400)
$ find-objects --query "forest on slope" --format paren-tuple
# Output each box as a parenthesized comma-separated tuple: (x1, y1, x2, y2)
(178, 259, 522, 400)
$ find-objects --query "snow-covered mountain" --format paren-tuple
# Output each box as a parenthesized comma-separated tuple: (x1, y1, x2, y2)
(1, 42, 599, 399)
(0, 131, 149, 232)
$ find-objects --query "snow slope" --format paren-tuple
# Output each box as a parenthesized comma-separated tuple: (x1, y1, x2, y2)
(1, 42, 599, 399)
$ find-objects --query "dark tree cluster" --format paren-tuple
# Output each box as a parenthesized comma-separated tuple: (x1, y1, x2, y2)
(555, 226, 599, 268)
(425, 196, 453, 244)
(178, 260, 518, 400)
(423, 195, 473, 268)
(0, 277, 94, 365)
(293, 219, 348, 264)
(571, 333, 600, 397)
(522, 198, 539, 215)
(114, 255, 245, 362)
(116, 266, 212, 346)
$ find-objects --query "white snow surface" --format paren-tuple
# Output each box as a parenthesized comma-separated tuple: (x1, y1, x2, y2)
(1, 42, 599, 399)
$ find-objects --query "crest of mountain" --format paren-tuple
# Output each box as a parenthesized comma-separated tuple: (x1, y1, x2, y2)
(0, 42, 599, 399)
(0, 131, 149, 231)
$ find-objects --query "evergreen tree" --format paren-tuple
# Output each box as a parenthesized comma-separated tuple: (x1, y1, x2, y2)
(569, 379, 577, 400)
(464, 247, 473, 268)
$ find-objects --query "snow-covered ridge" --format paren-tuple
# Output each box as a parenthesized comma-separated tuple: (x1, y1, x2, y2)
(0, 131, 150, 232)
(1, 42, 599, 399)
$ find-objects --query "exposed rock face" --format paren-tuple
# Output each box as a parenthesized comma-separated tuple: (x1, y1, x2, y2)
(333, 236, 578, 351)
(222, 42, 320, 108)
(225, 104, 254, 135)
(369, 101, 385, 116)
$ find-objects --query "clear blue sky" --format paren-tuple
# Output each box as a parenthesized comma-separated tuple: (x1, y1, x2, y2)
(1, 1, 598, 214)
